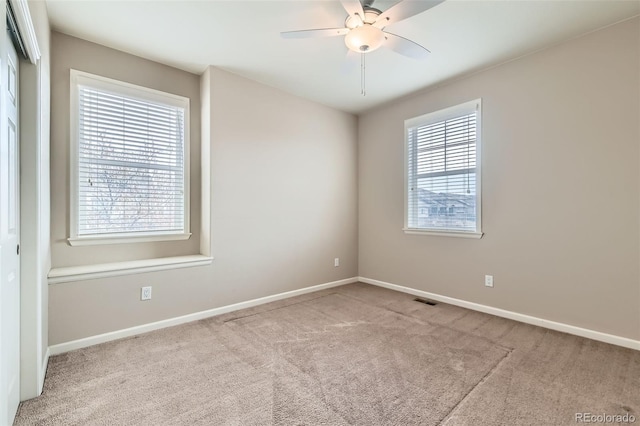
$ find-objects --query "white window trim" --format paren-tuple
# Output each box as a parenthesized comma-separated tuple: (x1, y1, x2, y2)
(402, 229, 484, 239)
(403, 99, 483, 238)
(68, 69, 191, 246)
(67, 231, 192, 247)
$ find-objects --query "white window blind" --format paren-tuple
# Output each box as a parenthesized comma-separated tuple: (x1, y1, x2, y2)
(405, 99, 481, 235)
(70, 70, 190, 244)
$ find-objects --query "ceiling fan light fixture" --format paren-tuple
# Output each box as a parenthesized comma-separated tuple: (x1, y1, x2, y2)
(345, 24, 384, 53)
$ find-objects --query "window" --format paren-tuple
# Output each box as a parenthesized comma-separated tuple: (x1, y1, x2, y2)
(69, 70, 190, 245)
(404, 99, 482, 238)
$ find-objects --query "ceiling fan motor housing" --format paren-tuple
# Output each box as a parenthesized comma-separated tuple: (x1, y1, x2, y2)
(345, 7, 381, 28)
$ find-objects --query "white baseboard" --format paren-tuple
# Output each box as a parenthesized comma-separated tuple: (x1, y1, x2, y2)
(359, 276, 640, 351)
(49, 277, 359, 355)
(38, 347, 50, 395)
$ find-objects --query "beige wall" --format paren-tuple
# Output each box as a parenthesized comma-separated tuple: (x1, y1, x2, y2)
(358, 18, 640, 340)
(49, 45, 358, 344)
(50, 32, 202, 266)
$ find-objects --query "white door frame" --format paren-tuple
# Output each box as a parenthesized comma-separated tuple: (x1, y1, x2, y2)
(8, 0, 45, 405)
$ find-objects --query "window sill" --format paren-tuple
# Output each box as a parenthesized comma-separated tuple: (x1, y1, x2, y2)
(403, 228, 484, 239)
(48, 254, 213, 285)
(68, 232, 192, 246)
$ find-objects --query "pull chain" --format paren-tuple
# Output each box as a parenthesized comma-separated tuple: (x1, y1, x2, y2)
(360, 52, 366, 96)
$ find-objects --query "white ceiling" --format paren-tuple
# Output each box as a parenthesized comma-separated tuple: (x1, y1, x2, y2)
(45, 0, 640, 114)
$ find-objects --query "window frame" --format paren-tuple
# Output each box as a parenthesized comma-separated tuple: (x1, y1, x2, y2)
(403, 99, 483, 239)
(68, 69, 191, 246)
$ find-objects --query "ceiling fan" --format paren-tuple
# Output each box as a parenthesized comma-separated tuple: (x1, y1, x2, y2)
(281, 0, 443, 62)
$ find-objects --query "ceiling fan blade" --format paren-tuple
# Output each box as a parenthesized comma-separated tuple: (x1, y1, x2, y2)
(383, 32, 430, 60)
(374, 0, 444, 28)
(340, 0, 365, 18)
(280, 28, 349, 39)
(341, 49, 360, 75)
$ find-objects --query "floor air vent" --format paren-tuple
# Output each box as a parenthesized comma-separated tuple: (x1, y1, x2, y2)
(414, 297, 437, 306)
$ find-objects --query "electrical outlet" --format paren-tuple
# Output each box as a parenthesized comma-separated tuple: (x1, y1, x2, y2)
(334, 258, 340, 267)
(485, 275, 494, 288)
(141, 286, 152, 301)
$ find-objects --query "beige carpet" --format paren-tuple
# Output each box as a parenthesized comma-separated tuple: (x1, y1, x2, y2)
(14, 283, 640, 425)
